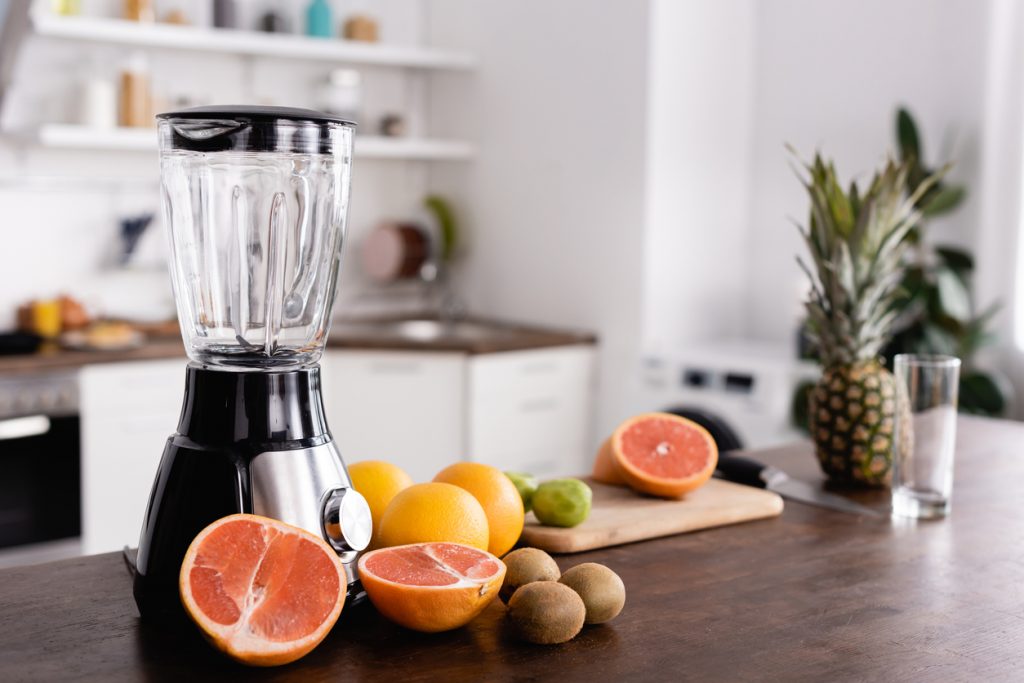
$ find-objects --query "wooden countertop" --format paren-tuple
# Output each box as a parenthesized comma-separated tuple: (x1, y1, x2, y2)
(0, 317, 597, 376)
(1, 415, 1021, 681)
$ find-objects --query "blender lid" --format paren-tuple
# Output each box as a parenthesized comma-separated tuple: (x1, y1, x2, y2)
(157, 105, 355, 154)
(157, 105, 356, 126)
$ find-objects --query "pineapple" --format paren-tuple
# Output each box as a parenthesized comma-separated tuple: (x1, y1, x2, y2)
(796, 153, 940, 487)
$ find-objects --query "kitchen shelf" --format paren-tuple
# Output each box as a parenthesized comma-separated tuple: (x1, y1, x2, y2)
(30, 13, 477, 70)
(24, 124, 476, 161)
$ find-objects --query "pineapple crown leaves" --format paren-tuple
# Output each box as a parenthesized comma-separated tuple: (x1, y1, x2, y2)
(791, 148, 947, 367)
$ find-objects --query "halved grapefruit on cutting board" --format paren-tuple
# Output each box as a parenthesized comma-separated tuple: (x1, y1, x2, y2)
(591, 437, 626, 485)
(610, 412, 719, 498)
(179, 514, 346, 667)
(358, 542, 505, 633)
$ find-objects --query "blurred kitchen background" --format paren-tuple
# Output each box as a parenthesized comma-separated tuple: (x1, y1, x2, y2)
(1, 0, 1021, 565)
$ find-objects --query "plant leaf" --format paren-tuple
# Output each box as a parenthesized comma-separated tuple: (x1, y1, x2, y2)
(897, 108, 921, 164)
(935, 246, 974, 274)
(936, 267, 971, 322)
(921, 185, 966, 216)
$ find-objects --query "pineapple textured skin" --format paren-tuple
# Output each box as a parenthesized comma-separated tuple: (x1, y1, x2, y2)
(809, 361, 905, 487)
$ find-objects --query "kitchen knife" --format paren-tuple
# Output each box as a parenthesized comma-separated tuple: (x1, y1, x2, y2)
(715, 453, 883, 517)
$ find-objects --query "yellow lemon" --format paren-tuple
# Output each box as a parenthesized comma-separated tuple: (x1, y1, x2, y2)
(348, 460, 414, 549)
(434, 462, 525, 557)
(377, 482, 490, 552)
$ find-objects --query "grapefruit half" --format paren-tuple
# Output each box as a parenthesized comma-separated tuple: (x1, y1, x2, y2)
(610, 413, 718, 499)
(179, 514, 346, 666)
(591, 437, 626, 485)
(358, 542, 505, 632)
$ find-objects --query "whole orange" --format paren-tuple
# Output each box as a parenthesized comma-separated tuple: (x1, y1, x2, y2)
(348, 460, 415, 549)
(377, 482, 490, 551)
(433, 462, 525, 557)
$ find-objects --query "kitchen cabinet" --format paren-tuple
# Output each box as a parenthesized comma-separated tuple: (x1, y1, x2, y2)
(320, 351, 466, 483)
(322, 345, 596, 482)
(467, 347, 594, 477)
(77, 343, 596, 554)
(79, 360, 184, 555)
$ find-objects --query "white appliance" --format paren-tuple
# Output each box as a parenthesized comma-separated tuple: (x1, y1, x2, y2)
(638, 340, 820, 450)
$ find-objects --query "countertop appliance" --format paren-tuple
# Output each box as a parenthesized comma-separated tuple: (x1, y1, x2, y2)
(133, 106, 372, 619)
(638, 340, 820, 451)
(0, 372, 81, 566)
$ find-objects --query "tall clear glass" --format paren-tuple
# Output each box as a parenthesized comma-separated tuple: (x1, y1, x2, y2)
(891, 354, 961, 519)
(157, 107, 354, 369)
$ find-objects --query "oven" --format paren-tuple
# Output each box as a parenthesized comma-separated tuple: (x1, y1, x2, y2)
(0, 372, 81, 566)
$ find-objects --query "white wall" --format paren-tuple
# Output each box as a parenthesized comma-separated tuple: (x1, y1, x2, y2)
(642, 0, 756, 349)
(744, 0, 994, 343)
(427, 0, 650, 439)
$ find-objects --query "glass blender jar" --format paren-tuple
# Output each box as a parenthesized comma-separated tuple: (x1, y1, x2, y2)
(159, 105, 353, 368)
(134, 106, 371, 619)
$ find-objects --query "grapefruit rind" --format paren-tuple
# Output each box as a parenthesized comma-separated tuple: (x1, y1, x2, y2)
(611, 412, 719, 499)
(178, 513, 346, 667)
(358, 542, 506, 633)
(591, 437, 626, 485)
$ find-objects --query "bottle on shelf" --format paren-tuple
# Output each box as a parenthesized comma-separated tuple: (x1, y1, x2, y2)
(118, 53, 152, 128)
(212, 0, 237, 29)
(124, 0, 155, 22)
(79, 65, 117, 129)
(51, 0, 80, 16)
(306, 0, 333, 38)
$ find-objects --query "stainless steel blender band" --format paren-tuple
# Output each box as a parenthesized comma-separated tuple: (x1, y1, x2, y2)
(249, 444, 372, 548)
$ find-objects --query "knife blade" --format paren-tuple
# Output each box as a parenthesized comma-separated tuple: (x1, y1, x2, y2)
(716, 453, 883, 517)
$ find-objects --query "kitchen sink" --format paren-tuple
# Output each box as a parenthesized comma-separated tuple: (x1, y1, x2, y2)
(333, 318, 514, 343)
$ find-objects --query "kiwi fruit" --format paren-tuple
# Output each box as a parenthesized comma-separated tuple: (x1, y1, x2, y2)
(558, 563, 625, 624)
(500, 548, 561, 603)
(507, 581, 586, 645)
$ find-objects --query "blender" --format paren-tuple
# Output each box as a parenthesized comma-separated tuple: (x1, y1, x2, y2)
(133, 105, 372, 618)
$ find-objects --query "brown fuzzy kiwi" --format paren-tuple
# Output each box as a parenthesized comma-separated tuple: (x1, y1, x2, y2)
(500, 548, 561, 603)
(558, 563, 625, 624)
(507, 581, 586, 645)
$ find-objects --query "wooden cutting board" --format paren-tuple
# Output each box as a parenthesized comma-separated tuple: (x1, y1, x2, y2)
(519, 477, 784, 553)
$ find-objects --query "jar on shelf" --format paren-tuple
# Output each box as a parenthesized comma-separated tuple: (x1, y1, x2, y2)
(315, 69, 362, 123)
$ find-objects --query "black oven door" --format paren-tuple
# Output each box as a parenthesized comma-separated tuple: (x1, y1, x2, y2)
(0, 415, 81, 549)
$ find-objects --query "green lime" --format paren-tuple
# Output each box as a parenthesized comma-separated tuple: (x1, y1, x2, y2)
(532, 479, 592, 528)
(504, 471, 539, 513)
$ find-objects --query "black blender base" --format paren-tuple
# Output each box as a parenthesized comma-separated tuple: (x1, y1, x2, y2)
(133, 364, 365, 622)
(134, 438, 246, 621)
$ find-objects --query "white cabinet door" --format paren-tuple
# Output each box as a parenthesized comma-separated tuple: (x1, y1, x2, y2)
(79, 359, 186, 555)
(321, 351, 465, 482)
(468, 345, 596, 477)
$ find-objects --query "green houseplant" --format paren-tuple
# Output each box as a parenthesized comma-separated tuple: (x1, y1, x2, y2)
(883, 108, 1005, 415)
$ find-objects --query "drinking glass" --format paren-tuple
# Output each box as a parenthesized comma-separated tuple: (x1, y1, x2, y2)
(891, 354, 961, 519)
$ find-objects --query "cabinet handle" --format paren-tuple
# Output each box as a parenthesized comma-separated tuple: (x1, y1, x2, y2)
(0, 415, 50, 440)
(520, 398, 558, 414)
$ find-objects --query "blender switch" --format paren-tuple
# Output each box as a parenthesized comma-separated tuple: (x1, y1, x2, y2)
(322, 488, 372, 553)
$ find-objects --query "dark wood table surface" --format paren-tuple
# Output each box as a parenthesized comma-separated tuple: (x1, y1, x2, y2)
(2, 415, 1022, 682)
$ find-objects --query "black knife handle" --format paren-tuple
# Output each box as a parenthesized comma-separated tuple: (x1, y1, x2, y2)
(715, 453, 768, 488)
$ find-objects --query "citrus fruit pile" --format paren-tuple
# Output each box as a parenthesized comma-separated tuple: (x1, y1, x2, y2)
(593, 412, 719, 498)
